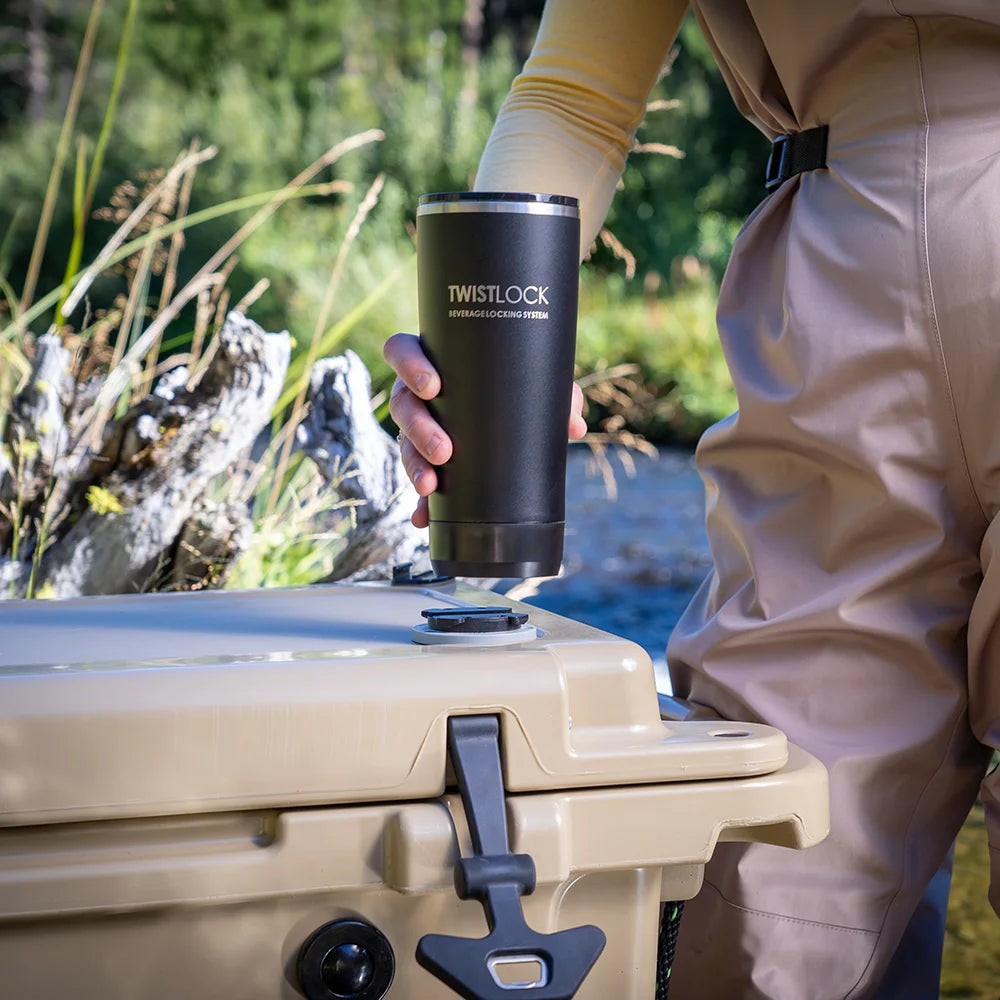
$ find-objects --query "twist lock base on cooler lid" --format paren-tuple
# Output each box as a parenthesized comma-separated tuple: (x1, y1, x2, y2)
(429, 521, 564, 579)
(411, 606, 540, 646)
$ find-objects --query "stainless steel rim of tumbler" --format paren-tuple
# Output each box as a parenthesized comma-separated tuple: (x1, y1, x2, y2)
(417, 199, 579, 218)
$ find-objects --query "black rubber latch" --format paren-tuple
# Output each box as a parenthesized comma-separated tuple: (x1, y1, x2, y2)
(416, 715, 606, 1000)
(421, 607, 529, 633)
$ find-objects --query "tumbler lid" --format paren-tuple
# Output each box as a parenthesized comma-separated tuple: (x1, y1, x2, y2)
(418, 191, 579, 218)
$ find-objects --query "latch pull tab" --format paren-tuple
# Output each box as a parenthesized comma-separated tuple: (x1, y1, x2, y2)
(416, 715, 606, 1000)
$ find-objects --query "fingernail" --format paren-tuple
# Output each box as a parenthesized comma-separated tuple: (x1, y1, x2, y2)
(425, 434, 442, 458)
(413, 470, 423, 489)
(415, 373, 430, 395)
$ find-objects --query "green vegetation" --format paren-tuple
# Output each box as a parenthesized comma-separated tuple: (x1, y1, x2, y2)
(0, 0, 525, 378)
(942, 802, 1000, 998)
(576, 271, 734, 446)
(1, 1, 759, 445)
(0, 1, 752, 600)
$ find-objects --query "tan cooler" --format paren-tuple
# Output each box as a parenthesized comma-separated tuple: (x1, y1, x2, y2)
(0, 579, 829, 1000)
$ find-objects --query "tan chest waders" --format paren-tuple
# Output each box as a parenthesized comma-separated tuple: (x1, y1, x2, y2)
(0, 580, 829, 999)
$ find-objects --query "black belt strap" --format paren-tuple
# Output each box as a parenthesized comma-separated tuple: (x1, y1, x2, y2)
(764, 124, 829, 192)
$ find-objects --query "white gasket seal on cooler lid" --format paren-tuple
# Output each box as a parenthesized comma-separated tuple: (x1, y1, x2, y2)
(410, 623, 540, 646)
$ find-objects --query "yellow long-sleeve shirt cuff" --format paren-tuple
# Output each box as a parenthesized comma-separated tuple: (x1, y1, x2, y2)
(474, 0, 689, 258)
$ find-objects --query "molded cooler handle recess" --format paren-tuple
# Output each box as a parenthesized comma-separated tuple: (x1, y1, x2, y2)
(416, 715, 606, 1000)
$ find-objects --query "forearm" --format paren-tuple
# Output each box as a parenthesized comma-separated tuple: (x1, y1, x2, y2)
(474, 0, 688, 257)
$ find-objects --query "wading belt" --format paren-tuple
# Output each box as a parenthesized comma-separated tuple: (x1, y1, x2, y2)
(764, 124, 829, 191)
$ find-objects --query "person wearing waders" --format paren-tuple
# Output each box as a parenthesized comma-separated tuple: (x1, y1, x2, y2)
(384, 2, 1000, 996)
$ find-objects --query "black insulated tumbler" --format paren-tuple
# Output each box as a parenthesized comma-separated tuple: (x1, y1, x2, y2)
(417, 191, 580, 578)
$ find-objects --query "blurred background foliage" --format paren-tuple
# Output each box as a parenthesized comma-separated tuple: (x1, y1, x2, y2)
(0, 0, 768, 444)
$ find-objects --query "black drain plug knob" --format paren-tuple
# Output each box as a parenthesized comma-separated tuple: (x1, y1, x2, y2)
(322, 942, 373, 994)
(297, 920, 394, 1000)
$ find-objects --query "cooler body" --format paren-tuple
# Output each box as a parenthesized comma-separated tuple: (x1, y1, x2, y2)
(0, 581, 830, 999)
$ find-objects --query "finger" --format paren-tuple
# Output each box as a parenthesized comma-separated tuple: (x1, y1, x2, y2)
(383, 333, 440, 400)
(399, 436, 439, 496)
(411, 495, 430, 529)
(390, 380, 453, 465)
(397, 437, 435, 528)
(569, 381, 587, 440)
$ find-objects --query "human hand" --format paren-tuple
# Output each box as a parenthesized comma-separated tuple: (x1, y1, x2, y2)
(383, 333, 588, 528)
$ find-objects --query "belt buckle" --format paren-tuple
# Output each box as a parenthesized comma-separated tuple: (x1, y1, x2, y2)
(764, 135, 789, 192)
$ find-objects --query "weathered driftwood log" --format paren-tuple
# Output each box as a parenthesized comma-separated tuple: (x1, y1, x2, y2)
(0, 557, 27, 596)
(4, 321, 497, 600)
(0, 334, 75, 588)
(297, 350, 431, 581)
(33, 312, 290, 598)
(171, 497, 253, 591)
(0, 334, 73, 512)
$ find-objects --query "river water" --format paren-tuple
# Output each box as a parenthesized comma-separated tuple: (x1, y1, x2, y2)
(522, 445, 712, 689)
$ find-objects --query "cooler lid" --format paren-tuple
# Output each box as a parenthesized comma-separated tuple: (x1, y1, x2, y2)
(0, 581, 787, 826)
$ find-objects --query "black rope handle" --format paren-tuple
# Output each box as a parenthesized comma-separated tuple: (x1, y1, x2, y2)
(655, 901, 684, 999)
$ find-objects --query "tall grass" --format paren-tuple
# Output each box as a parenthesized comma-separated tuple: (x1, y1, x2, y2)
(0, 1, 739, 602)
(0, 7, 411, 596)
